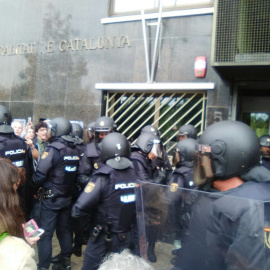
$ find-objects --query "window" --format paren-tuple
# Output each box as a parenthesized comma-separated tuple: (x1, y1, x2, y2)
(111, 0, 213, 15)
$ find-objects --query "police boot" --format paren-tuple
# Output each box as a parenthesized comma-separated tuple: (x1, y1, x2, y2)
(52, 257, 71, 270)
(72, 244, 82, 257)
(147, 243, 157, 263)
(51, 253, 62, 264)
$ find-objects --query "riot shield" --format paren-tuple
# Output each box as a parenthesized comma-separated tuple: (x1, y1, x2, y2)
(135, 180, 270, 270)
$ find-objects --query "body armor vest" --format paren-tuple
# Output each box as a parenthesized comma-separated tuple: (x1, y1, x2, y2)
(94, 165, 138, 233)
(0, 134, 27, 168)
(130, 151, 153, 180)
(48, 141, 80, 198)
(174, 165, 194, 188)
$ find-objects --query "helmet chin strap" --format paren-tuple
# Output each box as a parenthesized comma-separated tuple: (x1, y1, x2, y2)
(213, 176, 244, 192)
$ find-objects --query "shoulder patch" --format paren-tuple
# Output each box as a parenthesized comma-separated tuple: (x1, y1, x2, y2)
(94, 163, 99, 169)
(41, 152, 49, 159)
(170, 183, 178, 192)
(84, 182, 95, 193)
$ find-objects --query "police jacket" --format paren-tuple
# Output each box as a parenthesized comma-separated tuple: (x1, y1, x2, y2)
(130, 151, 153, 182)
(170, 161, 194, 189)
(175, 165, 270, 270)
(77, 141, 103, 186)
(0, 133, 30, 169)
(261, 158, 270, 170)
(34, 137, 80, 201)
(72, 164, 138, 234)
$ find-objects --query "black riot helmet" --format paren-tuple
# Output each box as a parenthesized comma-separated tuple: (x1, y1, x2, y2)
(71, 122, 83, 139)
(141, 125, 160, 136)
(100, 132, 132, 170)
(259, 135, 270, 159)
(0, 105, 13, 133)
(177, 124, 197, 141)
(135, 132, 163, 159)
(173, 138, 197, 166)
(49, 117, 72, 139)
(193, 120, 261, 186)
(87, 121, 95, 134)
(94, 116, 117, 143)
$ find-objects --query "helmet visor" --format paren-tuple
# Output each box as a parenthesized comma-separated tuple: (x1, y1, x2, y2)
(151, 141, 164, 159)
(172, 149, 181, 166)
(193, 145, 214, 186)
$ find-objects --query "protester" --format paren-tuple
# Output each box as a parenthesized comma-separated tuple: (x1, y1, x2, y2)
(0, 158, 37, 270)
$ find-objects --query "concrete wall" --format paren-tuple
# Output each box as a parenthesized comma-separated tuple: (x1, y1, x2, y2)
(0, 0, 230, 127)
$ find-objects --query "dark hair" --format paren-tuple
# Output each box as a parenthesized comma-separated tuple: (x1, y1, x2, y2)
(0, 158, 25, 238)
(35, 121, 48, 133)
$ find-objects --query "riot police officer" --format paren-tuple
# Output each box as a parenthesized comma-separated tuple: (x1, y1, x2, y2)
(0, 105, 33, 218)
(172, 120, 270, 270)
(130, 132, 166, 263)
(141, 125, 172, 185)
(177, 124, 197, 141)
(77, 116, 116, 187)
(169, 138, 197, 264)
(72, 132, 138, 270)
(259, 134, 270, 170)
(33, 117, 80, 270)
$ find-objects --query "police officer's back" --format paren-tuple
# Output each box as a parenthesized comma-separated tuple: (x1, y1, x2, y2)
(72, 132, 138, 270)
(33, 117, 80, 270)
(0, 105, 33, 218)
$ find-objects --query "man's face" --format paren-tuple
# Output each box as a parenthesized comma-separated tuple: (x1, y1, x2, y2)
(12, 121, 23, 136)
(36, 127, 48, 141)
(261, 146, 270, 156)
(98, 132, 109, 139)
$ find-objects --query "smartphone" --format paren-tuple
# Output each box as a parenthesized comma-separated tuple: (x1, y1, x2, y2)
(28, 117, 31, 123)
(23, 219, 44, 238)
(30, 228, 45, 238)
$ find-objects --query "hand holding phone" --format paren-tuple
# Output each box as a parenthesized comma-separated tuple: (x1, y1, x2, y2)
(23, 219, 45, 238)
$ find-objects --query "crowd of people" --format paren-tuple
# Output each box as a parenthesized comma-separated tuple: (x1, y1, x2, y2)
(0, 103, 270, 270)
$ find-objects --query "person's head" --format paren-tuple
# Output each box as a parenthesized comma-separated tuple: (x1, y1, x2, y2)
(173, 138, 197, 167)
(141, 125, 160, 137)
(95, 116, 116, 143)
(71, 122, 83, 139)
(0, 105, 13, 134)
(35, 121, 48, 142)
(24, 126, 35, 140)
(177, 124, 197, 141)
(259, 135, 270, 159)
(135, 132, 163, 160)
(11, 121, 23, 136)
(48, 117, 72, 140)
(100, 133, 132, 170)
(193, 120, 261, 186)
(0, 158, 25, 238)
(98, 249, 154, 270)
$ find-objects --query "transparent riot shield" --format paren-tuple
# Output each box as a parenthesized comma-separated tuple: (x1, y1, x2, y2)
(135, 180, 270, 270)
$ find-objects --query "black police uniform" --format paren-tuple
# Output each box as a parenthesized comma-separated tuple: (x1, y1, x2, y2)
(173, 166, 270, 270)
(72, 138, 88, 252)
(34, 137, 80, 270)
(261, 157, 270, 170)
(72, 164, 138, 270)
(77, 141, 103, 187)
(0, 132, 33, 218)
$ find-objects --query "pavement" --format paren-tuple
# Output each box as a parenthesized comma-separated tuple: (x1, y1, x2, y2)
(33, 235, 174, 270)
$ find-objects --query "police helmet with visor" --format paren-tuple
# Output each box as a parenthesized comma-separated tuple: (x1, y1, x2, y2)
(193, 120, 260, 186)
(177, 124, 197, 141)
(141, 125, 160, 137)
(94, 116, 116, 142)
(71, 122, 83, 139)
(259, 135, 270, 159)
(135, 133, 163, 159)
(49, 117, 72, 139)
(100, 132, 132, 170)
(173, 138, 197, 166)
